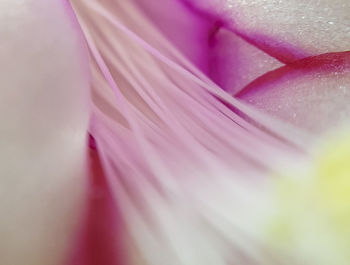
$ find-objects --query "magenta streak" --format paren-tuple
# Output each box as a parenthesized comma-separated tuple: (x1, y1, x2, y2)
(68, 136, 126, 265)
(231, 30, 311, 64)
(236, 51, 350, 97)
(179, 0, 311, 64)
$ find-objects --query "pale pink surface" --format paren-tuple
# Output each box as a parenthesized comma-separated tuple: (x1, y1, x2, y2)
(187, 0, 350, 62)
(237, 52, 350, 133)
(0, 1, 89, 265)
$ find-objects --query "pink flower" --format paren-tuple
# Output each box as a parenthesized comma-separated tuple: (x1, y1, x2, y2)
(0, 1, 349, 265)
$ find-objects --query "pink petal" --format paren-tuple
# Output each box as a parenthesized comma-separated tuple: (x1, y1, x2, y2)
(187, 0, 350, 63)
(237, 52, 350, 133)
(0, 1, 89, 264)
(208, 27, 283, 94)
(134, 0, 214, 72)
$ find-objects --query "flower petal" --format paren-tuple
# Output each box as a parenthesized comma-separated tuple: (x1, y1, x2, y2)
(134, 0, 214, 72)
(187, 0, 350, 63)
(0, 1, 89, 264)
(208, 27, 283, 94)
(237, 52, 350, 133)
